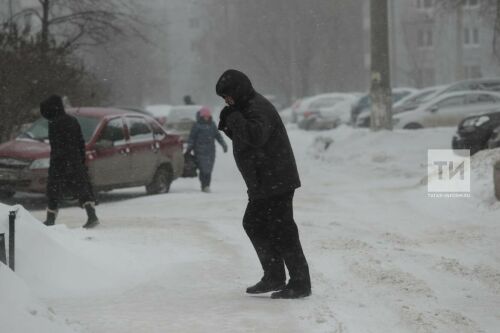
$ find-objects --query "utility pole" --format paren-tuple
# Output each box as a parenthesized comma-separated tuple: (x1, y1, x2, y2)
(370, 0, 392, 131)
(455, 4, 464, 80)
(8, 0, 13, 20)
(40, 0, 50, 57)
(288, 8, 297, 103)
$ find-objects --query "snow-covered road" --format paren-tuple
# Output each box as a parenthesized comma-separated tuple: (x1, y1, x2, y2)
(3, 126, 500, 333)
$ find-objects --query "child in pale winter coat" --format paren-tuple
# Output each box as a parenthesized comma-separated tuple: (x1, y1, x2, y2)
(186, 107, 228, 192)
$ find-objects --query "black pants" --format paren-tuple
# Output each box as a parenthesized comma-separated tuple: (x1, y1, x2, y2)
(243, 190, 310, 288)
(47, 172, 96, 210)
(199, 172, 211, 188)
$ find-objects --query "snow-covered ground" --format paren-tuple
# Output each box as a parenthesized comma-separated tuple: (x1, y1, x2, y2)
(1, 125, 499, 333)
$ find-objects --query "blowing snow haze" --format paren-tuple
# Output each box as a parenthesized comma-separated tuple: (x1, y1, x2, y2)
(1, 0, 500, 332)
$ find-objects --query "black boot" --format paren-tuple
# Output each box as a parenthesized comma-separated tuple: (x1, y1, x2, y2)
(270, 281, 311, 299)
(246, 279, 286, 294)
(43, 210, 57, 226)
(83, 203, 99, 229)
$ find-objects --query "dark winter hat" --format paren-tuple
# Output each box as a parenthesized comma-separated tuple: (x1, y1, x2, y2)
(40, 95, 65, 120)
(216, 69, 255, 106)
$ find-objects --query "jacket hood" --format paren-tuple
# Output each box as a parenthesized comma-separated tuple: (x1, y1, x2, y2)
(40, 95, 65, 120)
(215, 69, 255, 107)
(196, 106, 212, 123)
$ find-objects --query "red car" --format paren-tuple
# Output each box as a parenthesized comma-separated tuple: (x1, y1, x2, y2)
(0, 107, 184, 199)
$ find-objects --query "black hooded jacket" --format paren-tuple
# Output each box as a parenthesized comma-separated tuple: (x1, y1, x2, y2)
(40, 95, 87, 179)
(216, 70, 301, 199)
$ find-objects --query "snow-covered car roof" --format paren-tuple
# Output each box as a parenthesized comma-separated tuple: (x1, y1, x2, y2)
(145, 104, 173, 117)
(296, 93, 358, 110)
(394, 90, 500, 118)
(393, 85, 447, 109)
(167, 105, 204, 122)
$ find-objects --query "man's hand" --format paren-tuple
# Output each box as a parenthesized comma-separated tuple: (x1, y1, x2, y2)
(218, 106, 236, 130)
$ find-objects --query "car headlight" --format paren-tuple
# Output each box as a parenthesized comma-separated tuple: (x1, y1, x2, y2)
(30, 158, 50, 170)
(462, 115, 490, 128)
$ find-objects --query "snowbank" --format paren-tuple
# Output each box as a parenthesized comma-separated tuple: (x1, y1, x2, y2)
(470, 148, 500, 206)
(291, 126, 500, 333)
(0, 204, 146, 299)
(308, 125, 453, 181)
(0, 262, 77, 333)
(307, 125, 500, 206)
(0, 202, 152, 332)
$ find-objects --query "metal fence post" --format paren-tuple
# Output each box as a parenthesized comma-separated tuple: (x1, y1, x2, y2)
(8, 210, 16, 271)
(0, 233, 6, 265)
(495, 161, 500, 201)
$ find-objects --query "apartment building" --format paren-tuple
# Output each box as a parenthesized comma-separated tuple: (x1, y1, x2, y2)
(363, 0, 500, 88)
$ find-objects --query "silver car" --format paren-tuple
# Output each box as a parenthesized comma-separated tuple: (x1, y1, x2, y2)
(393, 91, 500, 129)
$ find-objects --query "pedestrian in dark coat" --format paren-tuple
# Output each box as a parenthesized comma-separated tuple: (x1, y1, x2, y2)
(216, 69, 311, 299)
(186, 107, 228, 192)
(40, 95, 99, 228)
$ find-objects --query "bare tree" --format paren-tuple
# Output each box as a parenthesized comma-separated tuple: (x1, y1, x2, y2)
(0, 24, 108, 142)
(399, 20, 432, 87)
(196, 0, 366, 104)
(9, 0, 148, 53)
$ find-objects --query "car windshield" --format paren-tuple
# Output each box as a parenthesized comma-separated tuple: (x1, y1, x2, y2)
(393, 91, 412, 102)
(409, 90, 436, 104)
(19, 115, 100, 143)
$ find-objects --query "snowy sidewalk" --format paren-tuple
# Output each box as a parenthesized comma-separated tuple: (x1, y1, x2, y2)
(5, 126, 500, 333)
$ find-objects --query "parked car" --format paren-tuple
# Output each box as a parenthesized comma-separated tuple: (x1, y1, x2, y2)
(291, 93, 355, 124)
(351, 88, 417, 127)
(452, 110, 500, 154)
(298, 95, 359, 130)
(393, 91, 500, 129)
(410, 78, 500, 111)
(487, 125, 500, 149)
(292, 93, 358, 129)
(443, 77, 500, 94)
(145, 104, 173, 125)
(0, 107, 184, 199)
(353, 88, 418, 127)
(163, 105, 204, 141)
(392, 85, 447, 113)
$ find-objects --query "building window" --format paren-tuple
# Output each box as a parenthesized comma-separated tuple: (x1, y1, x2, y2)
(464, 27, 480, 46)
(473, 28, 479, 44)
(418, 29, 433, 48)
(421, 67, 435, 86)
(190, 40, 198, 52)
(364, 53, 371, 68)
(464, 65, 482, 79)
(417, 0, 433, 9)
(463, 0, 479, 8)
(189, 18, 200, 29)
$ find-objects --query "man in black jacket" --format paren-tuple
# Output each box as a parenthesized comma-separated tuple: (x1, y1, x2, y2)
(216, 69, 311, 299)
(40, 95, 99, 228)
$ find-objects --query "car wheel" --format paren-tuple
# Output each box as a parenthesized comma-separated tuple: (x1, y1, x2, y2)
(403, 123, 423, 130)
(146, 165, 173, 195)
(0, 190, 15, 200)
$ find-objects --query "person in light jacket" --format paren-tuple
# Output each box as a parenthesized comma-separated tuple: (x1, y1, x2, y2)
(186, 107, 228, 192)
